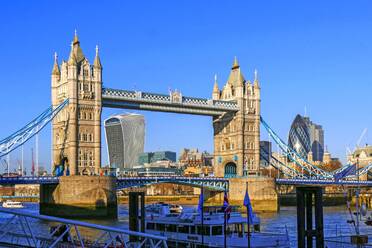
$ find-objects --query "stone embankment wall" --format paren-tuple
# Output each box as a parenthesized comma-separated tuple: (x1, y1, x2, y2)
(40, 176, 117, 218)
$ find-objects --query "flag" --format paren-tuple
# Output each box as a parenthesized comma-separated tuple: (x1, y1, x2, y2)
(197, 188, 204, 215)
(334, 164, 356, 181)
(243, 187, 254, 223)
(223, 191, 232, 221)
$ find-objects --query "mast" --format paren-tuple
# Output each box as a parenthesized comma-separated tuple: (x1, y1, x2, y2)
(356, 159, 360, 235)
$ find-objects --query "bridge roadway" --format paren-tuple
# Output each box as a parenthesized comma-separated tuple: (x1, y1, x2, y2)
(275, 178, 372, 186)
(0, 176, 371, 189)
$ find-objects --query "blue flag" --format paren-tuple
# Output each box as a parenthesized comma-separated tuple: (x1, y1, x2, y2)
(243, 188, 254, 223)
(334, 164, 356, 181)
(197, 189, 204, 214)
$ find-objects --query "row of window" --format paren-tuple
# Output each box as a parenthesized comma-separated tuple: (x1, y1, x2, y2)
(146, 223, 223, 236)
(78, 111, 94, 120)
(220, 141, 255, 151)
(78, 149, 94, 167)
(147, 223, 250, 236)
(78, 132, 94, 142)
(222, 87, 257, 99)
(79, 82, 95, 92)
(220, 124, 257, 134)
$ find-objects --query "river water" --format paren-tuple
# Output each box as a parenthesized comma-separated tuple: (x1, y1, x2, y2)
(1, 203, 371, 247)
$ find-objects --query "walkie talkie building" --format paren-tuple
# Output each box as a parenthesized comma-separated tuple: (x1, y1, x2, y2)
(104, 114, 145, 170)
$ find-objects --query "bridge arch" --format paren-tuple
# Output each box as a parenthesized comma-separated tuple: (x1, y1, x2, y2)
(224, 162, 237, 178)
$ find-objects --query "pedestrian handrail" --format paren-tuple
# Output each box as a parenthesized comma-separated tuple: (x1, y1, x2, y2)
(0, 208, 168, 248)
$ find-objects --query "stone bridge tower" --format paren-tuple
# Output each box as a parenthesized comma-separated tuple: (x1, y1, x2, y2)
(51, 33, 102, 175)
(213, 58, 260, 177)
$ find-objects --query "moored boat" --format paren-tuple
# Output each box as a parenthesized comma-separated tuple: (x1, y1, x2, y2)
(2, 200, 24, 208)
(145, 205, 290, 247)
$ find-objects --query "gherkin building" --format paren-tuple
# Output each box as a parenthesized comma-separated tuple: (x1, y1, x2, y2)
(288, 115, 312, 159)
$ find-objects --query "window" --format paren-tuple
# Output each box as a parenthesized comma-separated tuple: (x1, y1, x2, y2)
(146, 223, 155, 230)
(178, 225, 189, 233)
(166, 224, 177, 232)
(212, 226, 223, 235)
(197, 226, 210, 235)
(156, 224, 165, 231)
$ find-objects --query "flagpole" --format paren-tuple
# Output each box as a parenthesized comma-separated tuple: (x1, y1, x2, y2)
(224, 209, 227, 248)
(246, 182, 251, 248)
(201, 184, 204, 247)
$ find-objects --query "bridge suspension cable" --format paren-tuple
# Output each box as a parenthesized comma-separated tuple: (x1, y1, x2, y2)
(260, 147, 304, 178)
(260, 116, 332, 179)
(0, 99, 69, 159)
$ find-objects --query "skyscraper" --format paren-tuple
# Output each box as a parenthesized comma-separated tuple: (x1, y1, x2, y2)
(288, 114, 324, 162)
(104, 114, 145, 170)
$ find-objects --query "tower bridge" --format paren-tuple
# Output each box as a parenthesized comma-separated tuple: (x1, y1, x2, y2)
(0, 33, 371, 218)
(51, 33, 261, 178)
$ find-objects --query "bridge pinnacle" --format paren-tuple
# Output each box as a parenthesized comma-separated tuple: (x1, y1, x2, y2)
(52, 52, 60, 75)
(232, 56, 239, 69)
(94, 45, 102, 68)
(254, 69, 259, 87)
(68, 42, 77, 65)
(213, 74, 219, 92)
(73, 29, 79, 44)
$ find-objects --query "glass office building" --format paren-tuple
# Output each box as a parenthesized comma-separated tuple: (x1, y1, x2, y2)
(138, 151, 177, 165)
(288, 114, 324, 162)
(104, 114, 145, 170)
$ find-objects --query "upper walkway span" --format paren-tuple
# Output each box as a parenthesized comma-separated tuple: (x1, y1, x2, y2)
(102, 88, 239, 116)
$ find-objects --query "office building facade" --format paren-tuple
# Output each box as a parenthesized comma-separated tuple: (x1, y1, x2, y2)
(288, 114, 324, 162)
(104, 114, 145, 170)
(138, 151, 176, 165)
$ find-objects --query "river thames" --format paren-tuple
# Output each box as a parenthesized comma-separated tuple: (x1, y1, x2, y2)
(1, 203, 371, 247)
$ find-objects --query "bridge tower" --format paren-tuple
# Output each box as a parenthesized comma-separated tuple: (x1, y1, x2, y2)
(51, 32, 102, 175)
(212, 58, 260, 177)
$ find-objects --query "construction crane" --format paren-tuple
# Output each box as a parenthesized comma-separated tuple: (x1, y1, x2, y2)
(356, 128, 368, 148)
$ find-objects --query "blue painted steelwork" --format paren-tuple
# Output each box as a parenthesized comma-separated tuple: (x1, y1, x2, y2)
(276, 178, 372, 187)
(116, 176, 229, 191)
(0, 208, 168, 247)
(260, 116, 332, 179)
(102, 88, 239, 116)
(260, 147, 303, 178)
(0, 176, 59, 184)
(0, 99, 69, 158)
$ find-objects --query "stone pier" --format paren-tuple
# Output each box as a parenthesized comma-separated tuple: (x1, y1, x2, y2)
(40, 176, 117, 218)
(205, 177, 278, 212)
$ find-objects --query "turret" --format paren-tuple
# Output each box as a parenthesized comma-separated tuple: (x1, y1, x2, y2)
(212, 74, 220, 100)
(51, 52, 60, 85)
(68, 42, 77, 79)
(253, 69, 260, 98)
(93, 45, 102, 81)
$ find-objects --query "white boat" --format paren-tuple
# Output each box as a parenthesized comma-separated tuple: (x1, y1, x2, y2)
(146, 202, 183, 215)
(2, 200, 24, 208)
(145, 205, 290, 247)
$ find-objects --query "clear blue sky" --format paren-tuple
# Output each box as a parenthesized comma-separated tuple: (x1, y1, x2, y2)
(0, 1, 371, 173)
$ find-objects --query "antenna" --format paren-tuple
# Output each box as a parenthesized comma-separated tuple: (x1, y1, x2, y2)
(304, 106, 307, 117)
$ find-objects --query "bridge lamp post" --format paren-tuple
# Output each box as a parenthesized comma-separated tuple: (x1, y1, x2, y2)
(294, 142, 303, 177)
